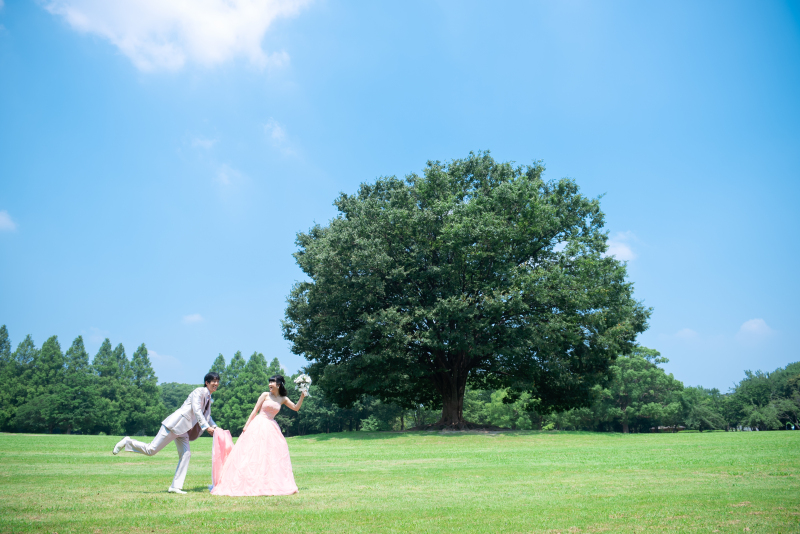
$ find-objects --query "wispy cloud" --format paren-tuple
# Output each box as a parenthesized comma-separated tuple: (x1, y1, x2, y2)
(265, 118, 286, 142)
(192, 137, 218, 150)
(182, 313, 204, 324)
(84, 326, 111, 345)
(264, 118, 296, 155)
(42, 0, 310, 71)
(216, 164, 243, 186)
(147, 349, 184, 377)
(674, 328, 699, 341)
(605, 231, 637, 261)
(0, 210, 17, 232)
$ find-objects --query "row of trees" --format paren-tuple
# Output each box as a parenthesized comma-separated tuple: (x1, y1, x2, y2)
(491, 349, 800, 433)
(0, 326, 166, 435)
(205, 346, 800, 436)
(2, 324, 797, 436)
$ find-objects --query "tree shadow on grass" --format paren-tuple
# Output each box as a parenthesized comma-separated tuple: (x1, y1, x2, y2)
(289, 429, 637, 442)
(289, 429, 550, 442)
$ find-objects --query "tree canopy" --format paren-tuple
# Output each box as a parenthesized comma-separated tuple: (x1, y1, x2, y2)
(283, 152, 651, 428)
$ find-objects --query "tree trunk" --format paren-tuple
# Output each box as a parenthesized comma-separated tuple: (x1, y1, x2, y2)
(622, 421, 629, 433)
(431, 353, 470, 429)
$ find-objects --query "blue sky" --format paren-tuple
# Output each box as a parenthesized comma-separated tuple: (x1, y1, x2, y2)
(1, 0, 798, 391)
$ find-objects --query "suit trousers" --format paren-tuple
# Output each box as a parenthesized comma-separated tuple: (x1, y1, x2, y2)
(126, 425, 191, 490)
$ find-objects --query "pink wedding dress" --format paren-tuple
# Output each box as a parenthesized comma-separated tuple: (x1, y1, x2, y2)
(211, 396, 298, 496)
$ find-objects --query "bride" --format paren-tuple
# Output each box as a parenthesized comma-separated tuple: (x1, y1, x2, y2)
(211, 375, 306, 496)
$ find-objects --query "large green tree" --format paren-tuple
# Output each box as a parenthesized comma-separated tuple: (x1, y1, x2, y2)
(284, 152, 650, 428)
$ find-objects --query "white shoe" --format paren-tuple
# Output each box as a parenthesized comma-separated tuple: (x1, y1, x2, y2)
(168, 487, 187, 495)
(112, 437, 129, 455)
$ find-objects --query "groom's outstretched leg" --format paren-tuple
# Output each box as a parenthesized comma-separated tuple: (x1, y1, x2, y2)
(125, 425, 175, 456)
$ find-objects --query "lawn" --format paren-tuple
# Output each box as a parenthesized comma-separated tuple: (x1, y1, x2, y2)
(0, 430, 798, 533)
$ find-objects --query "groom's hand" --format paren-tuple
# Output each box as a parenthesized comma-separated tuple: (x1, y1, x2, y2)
(206, 426, 216, 436)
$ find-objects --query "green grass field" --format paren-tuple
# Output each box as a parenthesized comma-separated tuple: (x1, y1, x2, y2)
(0, 431, 798, 533)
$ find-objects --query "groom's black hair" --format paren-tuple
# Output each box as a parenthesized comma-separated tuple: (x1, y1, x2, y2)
(204, 372, 220, 385)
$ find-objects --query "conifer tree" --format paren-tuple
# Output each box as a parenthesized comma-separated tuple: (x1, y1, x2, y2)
(210, 354, 227, 380)
(242, 351, 270, 398)
(62, 336, 98, 434)
(0, 325, 10, 363)
(218, 351, 246, 434)
(15, 335, 64, 432)
(207, 353, 227, 420)
(2, 334, 38, 430)
(114, 343, 134, 432)
(127, 343, 166, 436)
(13, 334, 39, 367)
(265, 357, 284, 378)
(28, 335, 65, 397)
(93, 339, 125, 434)
(14, 334, 39, 395)
(0, 326, 17, 430)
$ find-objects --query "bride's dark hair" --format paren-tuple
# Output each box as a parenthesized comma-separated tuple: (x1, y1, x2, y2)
(269, 375, 288, 397)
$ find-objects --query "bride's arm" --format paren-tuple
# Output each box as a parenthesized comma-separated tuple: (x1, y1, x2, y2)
(243, 392, 268, 432)
(282, 391, 307, 412)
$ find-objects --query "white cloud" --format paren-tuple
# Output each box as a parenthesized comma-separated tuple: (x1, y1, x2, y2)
(735, 318, 774, 340)
(605, 231, 637, 261)
(182, 313, 204, 324)
(0, 210, 17, 232)
(42, 0, 310, 71)
(674, 328, 699, 341)
(192, 137, 217, 149)
(216, 164, 243, 186)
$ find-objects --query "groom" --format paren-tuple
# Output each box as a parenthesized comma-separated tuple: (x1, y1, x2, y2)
(112, 372, 223, 494)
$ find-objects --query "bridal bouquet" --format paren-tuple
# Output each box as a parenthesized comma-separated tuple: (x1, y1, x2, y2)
(294, 374, 312, 397)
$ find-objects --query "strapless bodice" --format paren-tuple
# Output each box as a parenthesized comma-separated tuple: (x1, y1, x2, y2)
(260, 396, 282, 420)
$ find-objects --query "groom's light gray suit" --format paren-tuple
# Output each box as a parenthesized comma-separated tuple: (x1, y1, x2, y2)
(124, 386, 216, 490)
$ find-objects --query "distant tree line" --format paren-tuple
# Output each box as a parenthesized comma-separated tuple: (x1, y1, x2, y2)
(473, 347, 800, 433)
(1, 325, 797, 436)
(0, 325, 165, 435)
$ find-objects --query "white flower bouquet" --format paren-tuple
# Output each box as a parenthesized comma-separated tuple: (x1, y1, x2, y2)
(294, 373, 312, 397)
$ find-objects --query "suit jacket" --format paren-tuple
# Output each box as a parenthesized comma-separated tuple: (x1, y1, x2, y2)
(162, 386, 216, 436)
